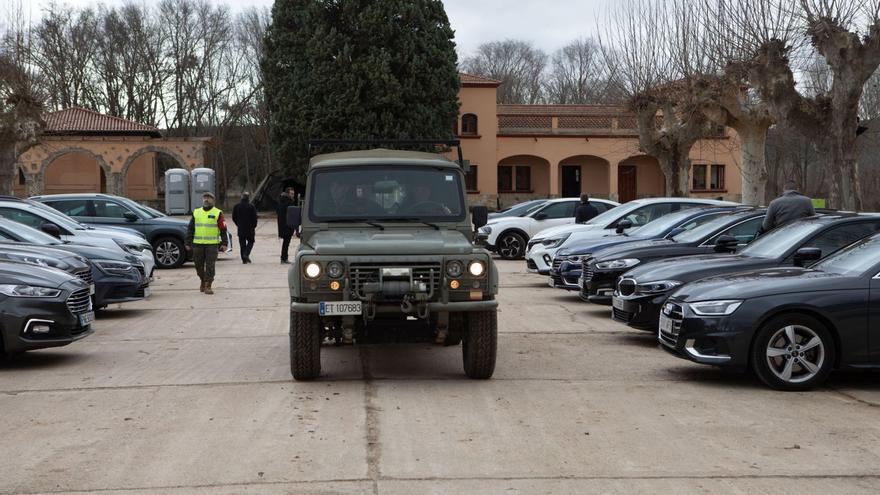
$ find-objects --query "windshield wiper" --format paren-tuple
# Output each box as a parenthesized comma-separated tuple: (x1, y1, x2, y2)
(324, 219, 384, 230)
(382, 217, 441, 230)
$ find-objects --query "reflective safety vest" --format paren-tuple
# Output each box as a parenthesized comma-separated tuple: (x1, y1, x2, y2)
(192, 207, 222, 245)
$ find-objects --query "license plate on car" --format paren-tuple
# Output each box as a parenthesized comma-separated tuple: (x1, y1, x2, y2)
(144, 287, 151, 298)
(319, 301, 362, 316)
(612, 297, 626, 310)
(79, 311, 95, 327)
(547, 277, 555, 287)
(89, 284, 95, 295)
(659, 314, 674, 335)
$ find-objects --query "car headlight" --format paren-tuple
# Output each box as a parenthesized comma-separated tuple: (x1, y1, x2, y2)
(115, 239, 151, 254)
(636, 280, 682, 294)
(689, 300, 743, 316)
(542, 233, 571, 248)
(326, 261, 344, 279)
(0, 284, 62, 298)
(95, 259, 138, 275)
(468, 260, 486, 277)
(7, 254, 59, 268)
(595, 258, 641, 270)
(446, 260, 463, 278)
(478, 226, 492, 234)
(304, 261, 322, 279)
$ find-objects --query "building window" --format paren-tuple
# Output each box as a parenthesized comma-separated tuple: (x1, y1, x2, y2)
(465, 165, 478, 192)
(498, 166, 513, 192)
(461, 113, 478, 135)
(710, 165, 725, 190)
(515, 166, 531, 192)
(692, 164, 707, 190)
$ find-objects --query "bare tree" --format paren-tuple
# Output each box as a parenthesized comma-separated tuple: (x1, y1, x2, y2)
(544, 38, 623, 104)
(33, 3, 99, 110)
(461, 39, 547, 104)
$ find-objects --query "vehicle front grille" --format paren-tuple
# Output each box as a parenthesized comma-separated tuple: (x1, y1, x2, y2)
(551, 257, 564, 274)
(66, 289, 91, 315)
(612, 307, 635, 323)
(618, 278, 636, 297)
(526, 259, 538, 270)
(350, 263, 442, 296)
(75, 269, 93, 286)
(135, 265, 146, 280)
(581, 257, 594, 281)
(659, 302, 684, 346)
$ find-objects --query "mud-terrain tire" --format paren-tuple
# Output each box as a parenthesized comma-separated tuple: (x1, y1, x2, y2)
(290, 311, 322, 380)
(463, 310, 497, 379)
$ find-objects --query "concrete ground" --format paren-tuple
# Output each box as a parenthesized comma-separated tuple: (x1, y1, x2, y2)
(2, 218, 880, 494)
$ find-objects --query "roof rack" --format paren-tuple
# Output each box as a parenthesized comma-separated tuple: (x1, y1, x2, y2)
(307, 139, 464, 168)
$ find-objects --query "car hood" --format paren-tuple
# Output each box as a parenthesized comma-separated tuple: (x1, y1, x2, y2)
(76, 227, 148, 245)
(307, 229, 474, 255)
(532, 222, 603, 240)
(564, 235, 658, 256)
(0, 244, 89, 272)
(622, 253, 777, 283)
(671, 267, 854, 301)
(591, 239, 685, 260)
(144, 216, 188, 227)
(21, 242, 136, 263)
(0, 260, 83, 289)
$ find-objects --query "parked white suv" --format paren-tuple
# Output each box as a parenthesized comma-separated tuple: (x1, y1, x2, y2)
(478, 198, 619, 259)
(526, 197, 739, 274)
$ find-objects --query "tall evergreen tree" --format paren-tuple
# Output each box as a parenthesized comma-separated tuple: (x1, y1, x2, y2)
(261, 0, 460, 178)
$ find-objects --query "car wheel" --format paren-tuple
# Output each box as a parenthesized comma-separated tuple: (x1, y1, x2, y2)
(290, 311, 322, 380)
(497, 231, 526, 260)
(154, 237, 186, 269)
(462, 310, 497, 379)
(751, 315, 835, 391)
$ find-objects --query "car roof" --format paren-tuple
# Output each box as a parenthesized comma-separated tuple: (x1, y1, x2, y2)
(309, 148, 459, 169)
(30, 193, 116, 200)
(542, 197, 617, 204)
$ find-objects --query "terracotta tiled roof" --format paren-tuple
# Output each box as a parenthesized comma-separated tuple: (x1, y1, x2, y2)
(497, 104, 631, 116)
(44, 107, 162, 136)
(459, 72, 501, 87)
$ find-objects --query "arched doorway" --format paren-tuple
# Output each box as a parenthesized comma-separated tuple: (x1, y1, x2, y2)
(42, 150, 109, 195)
(123, 148, 188, 201)
(558, 155, 610, 198)
(496, 155, 550, 208)
(617, 155, 663, 202)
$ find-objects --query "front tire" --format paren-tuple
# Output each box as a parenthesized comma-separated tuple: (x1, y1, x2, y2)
(154, 236, 187, 269)
(751, 315, 834, 391)
(463, 310, 497, 379)
(497, 231, 526, 260)
(290, 312, 322, 380)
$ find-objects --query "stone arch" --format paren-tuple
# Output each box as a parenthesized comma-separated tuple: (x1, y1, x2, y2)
(497, 155, 550, 207)
(121, 146, 190, 201)
(617, 155, 663, 203)
(38, 147, 113, 195)
(558, 155, 611, 199)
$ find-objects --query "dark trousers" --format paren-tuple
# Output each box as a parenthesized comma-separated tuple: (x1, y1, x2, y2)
(193, 244, 219, 282)
(238, 234, 255, 261)
(280, 234, 292, 261)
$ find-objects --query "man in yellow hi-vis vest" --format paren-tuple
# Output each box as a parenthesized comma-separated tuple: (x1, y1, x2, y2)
(185, 192, 228, 295)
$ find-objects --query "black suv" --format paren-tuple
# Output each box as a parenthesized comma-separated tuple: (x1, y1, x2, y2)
(32, 193, 190, 269)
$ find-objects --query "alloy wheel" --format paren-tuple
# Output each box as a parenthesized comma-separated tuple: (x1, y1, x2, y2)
(156, 241, 181, 267)
(765, 325, 825, 384)
(498, 235, 522, 259)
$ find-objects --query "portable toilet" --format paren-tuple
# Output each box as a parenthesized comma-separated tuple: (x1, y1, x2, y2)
(164, 168, 191, 215)
(190, 168, 216, 211)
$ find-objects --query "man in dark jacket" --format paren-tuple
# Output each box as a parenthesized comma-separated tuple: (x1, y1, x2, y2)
(760, 181, 815, 235)
(232, 192, 258, 264)
(276, 187, 295, 264)
(575, 193, 599, 224)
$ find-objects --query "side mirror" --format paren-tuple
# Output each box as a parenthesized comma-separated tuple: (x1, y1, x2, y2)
(41, 222, 62, 238)
(615, 219, 633, 234)
(534, 213, 548, 221)
(123, 211, 139, 222)
(713, 235, 739, 252)
(471, 206, 488, 229)
(286, 206, 302, 231)
(793, 247, 822, 267)
(474, 231, 489, 247)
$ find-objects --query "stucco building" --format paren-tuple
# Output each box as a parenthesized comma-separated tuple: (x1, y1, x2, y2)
(455, 73, 742, 208)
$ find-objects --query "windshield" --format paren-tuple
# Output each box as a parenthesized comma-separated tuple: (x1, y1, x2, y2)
(0, 221, 59, 245)
(502, 200, 544, 217)
(812, 234, 880, 276)
(24, 203, 85, 231)
(673, 211, 746, 243)
(309, 166, 466, 222)
(119, 197, 163, 218)
(628, 209, 716, 238)
(739, 220, 824, 258)
(565, 200, 639, 226)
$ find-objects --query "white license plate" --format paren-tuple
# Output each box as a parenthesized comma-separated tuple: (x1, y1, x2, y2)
(79, 311, 95, 327)
(144, 287, 151, 298)
(548, 277, 556, 287)
(319, 301, 362, 316)
(89, 284, 95, 295)
(659, 314, 674, 334)
(612, 297, 626, 310)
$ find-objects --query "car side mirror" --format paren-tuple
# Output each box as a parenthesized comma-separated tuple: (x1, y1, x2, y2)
(41, 222, 62, 238)
(615, 219, 633, 234)
(534, 213, 548, 221)
(713, 235, 739, 252)
(793, 247, 822, 267)
(471, 206, 488, 229)
(286, 206, 302, 231)
(123, 211, 139, 222)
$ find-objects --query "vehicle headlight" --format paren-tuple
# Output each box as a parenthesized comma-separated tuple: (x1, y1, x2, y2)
(115, 239, 151, 254)
(0, 284, 62, 298)
(7, 254, 59, 268)
(95, 259, 137, 275)
(468, 260, 486, 277)
(595, 258, 641, 270)
(636, 280, 682, 294)
(326, 261, 344, 279)
(304, 262, 322, 279)
(478, 226, 492, 234)
(689, 300, 743, 316)
(446, 260, 463, 278)
(542, 233, 571, 248)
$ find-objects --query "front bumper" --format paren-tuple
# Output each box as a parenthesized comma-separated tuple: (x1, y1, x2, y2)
(0, 289, 93, 353)
(581, 270, 620, 304)
(550, 264, 582, 290)
(93, 267, 148, 306)
(610, 292, 667, 330)
(526, 244, 554, 275)
(657, 301, 751, 371)
(291, 299, 498, 314)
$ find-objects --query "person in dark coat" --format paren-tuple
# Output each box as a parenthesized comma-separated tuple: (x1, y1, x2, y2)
(574, 193, 599, 224)
(759, 180, 816, 235)
(276, 187, 295, 264)
(232, 192, 258, 264)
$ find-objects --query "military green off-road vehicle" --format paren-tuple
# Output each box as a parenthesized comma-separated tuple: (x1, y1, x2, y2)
(286, 141, 498, 380)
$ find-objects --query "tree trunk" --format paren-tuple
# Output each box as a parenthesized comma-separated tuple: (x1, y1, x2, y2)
(737, 125, 768, 206)
(0, 143, 15, 196)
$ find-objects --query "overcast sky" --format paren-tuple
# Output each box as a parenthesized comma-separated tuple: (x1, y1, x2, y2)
(22, 0, 608, 57)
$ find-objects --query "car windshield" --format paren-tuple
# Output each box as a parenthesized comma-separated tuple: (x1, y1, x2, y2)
(503, 200, 545, 217)
(672, 211, 746, 243)
(553, 200, 638, 225)
(118, 197, 163, 218)
(0, 221, 59, 245)
(812, 234, 880, 276)
(309, 166, 466, 222)
(24, 203, 86, 231)
(628, 209, 713, 238)
(739, 220, 825, 258)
